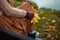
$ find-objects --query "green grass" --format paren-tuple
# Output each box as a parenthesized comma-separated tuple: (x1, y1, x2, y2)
(13, 0, 60, 39)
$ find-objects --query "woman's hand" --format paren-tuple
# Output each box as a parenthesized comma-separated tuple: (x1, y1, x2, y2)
(25, 11, 34, 20)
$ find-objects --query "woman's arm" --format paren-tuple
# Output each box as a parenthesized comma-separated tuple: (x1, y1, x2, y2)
(0, 0, 27, 17)
(0, 0, 34, 20)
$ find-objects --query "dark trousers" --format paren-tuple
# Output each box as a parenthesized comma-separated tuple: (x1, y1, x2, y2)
(0, 31, 21, 40)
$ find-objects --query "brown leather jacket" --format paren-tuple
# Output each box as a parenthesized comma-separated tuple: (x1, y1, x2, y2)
(0, 2, 35, 35)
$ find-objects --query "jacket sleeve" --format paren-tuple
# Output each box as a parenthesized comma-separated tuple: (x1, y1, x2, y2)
(0, 0, 27, 17)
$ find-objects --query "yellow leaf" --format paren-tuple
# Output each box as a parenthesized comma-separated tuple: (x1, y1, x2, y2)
(31, 6, 40, 24)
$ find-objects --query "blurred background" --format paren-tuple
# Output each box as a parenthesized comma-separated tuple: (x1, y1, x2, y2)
(13, 0, 60, 40)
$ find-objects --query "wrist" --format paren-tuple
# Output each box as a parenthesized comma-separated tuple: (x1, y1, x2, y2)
(25, 11, 34, 20)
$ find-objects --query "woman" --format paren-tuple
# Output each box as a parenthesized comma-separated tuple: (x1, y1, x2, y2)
(0, 0, 35, 34)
